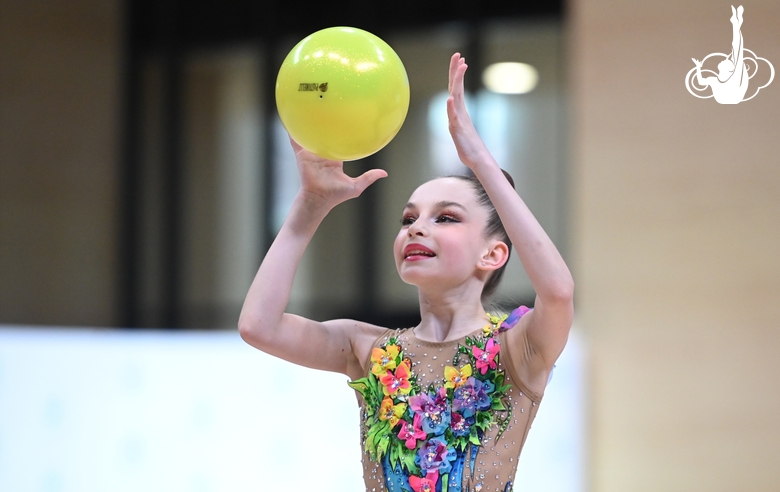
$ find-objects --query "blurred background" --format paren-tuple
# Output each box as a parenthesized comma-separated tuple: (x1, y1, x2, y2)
(0, 0, 778, 490)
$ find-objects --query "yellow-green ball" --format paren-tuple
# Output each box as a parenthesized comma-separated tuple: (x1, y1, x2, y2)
(275, 27, 410, 161)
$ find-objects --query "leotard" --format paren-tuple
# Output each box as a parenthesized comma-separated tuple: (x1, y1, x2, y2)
(349, 307, 540, 492)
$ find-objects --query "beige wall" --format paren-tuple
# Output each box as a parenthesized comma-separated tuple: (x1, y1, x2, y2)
(569, 1, 780, 490)
(0, 0, 121, 326)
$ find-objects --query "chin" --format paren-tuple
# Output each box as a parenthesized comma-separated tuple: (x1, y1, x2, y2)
(396, 270, 422, 287)
(398, 267, 452, 292)
(396, 265, 429, 287)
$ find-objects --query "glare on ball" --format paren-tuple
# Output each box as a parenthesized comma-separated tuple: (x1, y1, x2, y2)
(275, 27, 410, 161)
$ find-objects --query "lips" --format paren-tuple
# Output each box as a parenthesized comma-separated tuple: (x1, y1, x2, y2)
(403, 243, 435, 260)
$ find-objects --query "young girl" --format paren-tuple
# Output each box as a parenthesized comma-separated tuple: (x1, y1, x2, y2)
(239, 53, 574, 492)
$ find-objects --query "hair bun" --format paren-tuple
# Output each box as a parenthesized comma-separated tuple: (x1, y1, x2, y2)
(501, 169, 516, 189)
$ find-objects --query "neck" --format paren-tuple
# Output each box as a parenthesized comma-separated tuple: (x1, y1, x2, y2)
(414, 284, 489, 342)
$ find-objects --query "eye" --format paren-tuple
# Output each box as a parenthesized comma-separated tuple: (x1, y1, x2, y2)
(435, 213, 460, 223)
(400, 215, 416, 226)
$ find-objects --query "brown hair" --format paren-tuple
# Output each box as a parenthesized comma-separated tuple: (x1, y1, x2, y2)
(449, 170, 515, 302)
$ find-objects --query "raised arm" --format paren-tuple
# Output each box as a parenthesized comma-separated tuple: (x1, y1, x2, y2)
(446, 53, 574, 387)
(692, 58, 712, 87)
(238, 139, 387, 376)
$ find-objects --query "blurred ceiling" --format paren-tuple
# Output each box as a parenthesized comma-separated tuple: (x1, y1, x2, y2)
(129, 0, 563, 50)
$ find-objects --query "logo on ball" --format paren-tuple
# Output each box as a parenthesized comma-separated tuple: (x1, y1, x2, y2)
(298, 83, 319, 92)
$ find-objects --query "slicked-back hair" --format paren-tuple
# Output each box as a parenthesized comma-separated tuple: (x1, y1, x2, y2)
(448, 170, 516, 302)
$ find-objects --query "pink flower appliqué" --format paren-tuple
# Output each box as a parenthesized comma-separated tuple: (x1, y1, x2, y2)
(472, 338, 500, 375)
(380, 361, 412, 396)
(397, 413, 427, 450)
(409, 471, 439, 492)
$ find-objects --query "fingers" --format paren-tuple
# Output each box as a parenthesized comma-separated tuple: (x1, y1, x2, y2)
(448, 53, 459, 93)
(354, 169, 388, 195)
(288, 135, 326, 157)
(448, 53, 468, 95)
(446, 53, 474, 136)
(446, 96, 467, 137)
(448, 61, 469, 129)
(288, 135, 303, 152)
(446, 95, 459, 122)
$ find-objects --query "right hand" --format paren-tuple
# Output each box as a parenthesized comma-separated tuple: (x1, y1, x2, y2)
(446, 53, 491, 170)
(290, 138, 387, 211)
(692, 58, 702, 68)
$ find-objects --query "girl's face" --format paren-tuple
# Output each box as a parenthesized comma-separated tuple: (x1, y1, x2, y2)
(393, 177, 494, 291)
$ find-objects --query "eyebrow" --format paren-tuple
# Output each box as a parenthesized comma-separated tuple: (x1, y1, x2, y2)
(403, 200, 467, 211)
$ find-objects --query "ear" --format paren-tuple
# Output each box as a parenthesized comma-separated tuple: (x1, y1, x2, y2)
(477, 240, 509, 272)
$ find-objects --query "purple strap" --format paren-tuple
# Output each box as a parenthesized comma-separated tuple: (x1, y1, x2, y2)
(499, 306, 532, 331)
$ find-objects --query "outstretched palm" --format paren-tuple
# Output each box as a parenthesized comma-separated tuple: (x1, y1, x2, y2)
(446, 53, 490, 169)
(290, 138, 387, 211)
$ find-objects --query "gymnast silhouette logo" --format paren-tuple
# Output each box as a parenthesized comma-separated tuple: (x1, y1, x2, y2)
(685, 5, 774, 104)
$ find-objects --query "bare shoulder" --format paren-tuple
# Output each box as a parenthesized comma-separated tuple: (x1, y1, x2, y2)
(323, 318, 393, 380)
(502, 303, 571, 397)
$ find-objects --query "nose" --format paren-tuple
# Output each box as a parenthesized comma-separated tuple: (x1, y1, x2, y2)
(407, 219, 426, 237)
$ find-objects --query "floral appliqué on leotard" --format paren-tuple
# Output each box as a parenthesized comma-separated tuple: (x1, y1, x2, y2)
(349, 307, 531, 492)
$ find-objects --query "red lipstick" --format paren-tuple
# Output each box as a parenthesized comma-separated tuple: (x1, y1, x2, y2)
(403, 243, 435, 260)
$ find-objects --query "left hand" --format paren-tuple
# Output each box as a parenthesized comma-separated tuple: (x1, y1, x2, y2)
(446, 53, 491, 170)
